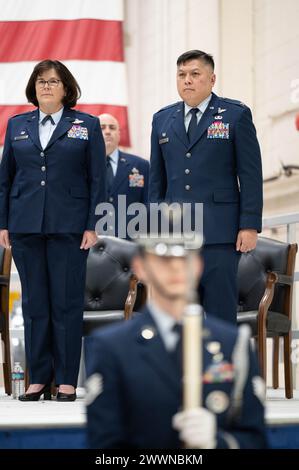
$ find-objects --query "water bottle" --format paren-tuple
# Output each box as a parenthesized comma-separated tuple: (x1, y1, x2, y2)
(12, 362, 25, 399)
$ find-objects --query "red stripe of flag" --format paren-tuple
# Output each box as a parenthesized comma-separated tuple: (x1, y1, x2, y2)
(0, 19, 124, 62)
(0, 104, 130, 147)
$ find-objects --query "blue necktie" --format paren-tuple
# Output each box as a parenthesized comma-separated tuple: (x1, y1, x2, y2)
(41, 114, 55, 126)
(106, 156, 114, 193)
(187, 108, 199, 142)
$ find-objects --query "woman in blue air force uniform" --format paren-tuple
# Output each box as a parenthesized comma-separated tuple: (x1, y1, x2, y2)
(0, 60, 106, 401)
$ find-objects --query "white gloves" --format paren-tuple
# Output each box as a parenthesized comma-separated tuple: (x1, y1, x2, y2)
(172, 407, 216, 449)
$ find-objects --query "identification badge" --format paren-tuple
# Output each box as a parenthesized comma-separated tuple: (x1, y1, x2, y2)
(159, 137, 169, 144)
(14, 135, 29, 141)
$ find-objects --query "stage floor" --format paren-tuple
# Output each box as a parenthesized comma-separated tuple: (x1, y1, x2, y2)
(0, 387, 299, 430)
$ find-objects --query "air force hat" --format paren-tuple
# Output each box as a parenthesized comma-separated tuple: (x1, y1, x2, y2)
(135, 203, 203, 257)
(136, 232, 203, 257)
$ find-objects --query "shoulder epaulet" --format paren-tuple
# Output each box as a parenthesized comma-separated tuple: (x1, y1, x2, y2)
(74, 110, 96, 119)
(221, 97, 247, 108)
(156, 102, 180, 114)
(10, 110, 35, 119)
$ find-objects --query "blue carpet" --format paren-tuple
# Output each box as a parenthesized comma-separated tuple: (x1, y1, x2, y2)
(0, 428, 87, 449)
(1, 426, 299, 449)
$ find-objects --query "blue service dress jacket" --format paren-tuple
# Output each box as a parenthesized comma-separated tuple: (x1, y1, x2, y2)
(0, 107, 106, 233)
(106, 151, 149, 238)
(149, 92, 263, 244)
(86, 307, 267, 449)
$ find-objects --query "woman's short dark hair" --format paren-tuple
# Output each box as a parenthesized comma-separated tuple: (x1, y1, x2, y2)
(177, 50, 214, 70)
(25, 59, 81, 108)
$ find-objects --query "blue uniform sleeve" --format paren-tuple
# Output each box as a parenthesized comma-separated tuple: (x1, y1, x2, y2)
(235, 107, 263, 232)
(86, 117, 107, 231)
(141, 159, 150, 205)
(149, 116, 167, 202)
(217, 346, 268, 449)
(86, 334, 127, 449)
(0, 119, 16, 229)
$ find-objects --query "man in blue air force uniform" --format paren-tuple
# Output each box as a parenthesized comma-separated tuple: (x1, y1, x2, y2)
(99, 113, 149, 239)
(85, 231, 267, 449)
(149, 50, 263, 323)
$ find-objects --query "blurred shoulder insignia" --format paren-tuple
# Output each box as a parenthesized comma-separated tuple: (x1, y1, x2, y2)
(85, 373, 103, 405)
(156, 102, 180, 114)
(76, 110, 95, 119)
(252, 376, 266, 404)
(222, 97, 247, 108)
(11, 110, 34, 119)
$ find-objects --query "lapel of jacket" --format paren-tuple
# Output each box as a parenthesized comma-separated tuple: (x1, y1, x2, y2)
(137, 307, 181, 397)
(45, 108, 76, 149)
(187, 92, 220, 149)
(171, 101, 189, 148)
(111, 151, 131, 194)
(26, 109, 42, 151)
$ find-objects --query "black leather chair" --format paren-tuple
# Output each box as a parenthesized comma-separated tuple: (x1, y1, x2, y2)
(237, 236, 297, 399)
(0, 246, 12, 395)
(83, 236, 146, 336)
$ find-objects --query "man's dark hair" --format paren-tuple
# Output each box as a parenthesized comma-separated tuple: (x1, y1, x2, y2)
(26, 59, 81, 108)
(177, 50, 214, 70)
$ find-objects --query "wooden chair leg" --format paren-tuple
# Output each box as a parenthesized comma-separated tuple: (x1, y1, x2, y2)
(283, 332, 293, 399)
(258, 330, 267, 381)
(272, 336, 279, 389)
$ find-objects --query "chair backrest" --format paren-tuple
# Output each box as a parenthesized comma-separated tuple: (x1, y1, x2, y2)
(84, 236, 143, 312)
(238, 237, 297, 317)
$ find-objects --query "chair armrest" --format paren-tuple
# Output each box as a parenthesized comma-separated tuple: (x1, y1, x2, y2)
(124, 274, 139, 320)
(257, 271, 278, 330)
(276, 273, 293, 285)
(0, 275, 9, 286)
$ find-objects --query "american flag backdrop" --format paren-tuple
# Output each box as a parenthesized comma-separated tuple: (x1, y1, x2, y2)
(0, 0, 130, 146)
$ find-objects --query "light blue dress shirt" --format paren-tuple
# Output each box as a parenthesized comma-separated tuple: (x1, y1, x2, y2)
(39, 107, 64, 150)
(184, 94, 212, 131)
(147, 301, 181, 352)
(107, 148, 119, 176)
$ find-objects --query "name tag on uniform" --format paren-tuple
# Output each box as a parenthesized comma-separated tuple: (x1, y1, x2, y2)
(14, 135, 29, 141)
(159, 137, 169, 144)
(67, 125, 88, 140)
(207, 122, 229, 139)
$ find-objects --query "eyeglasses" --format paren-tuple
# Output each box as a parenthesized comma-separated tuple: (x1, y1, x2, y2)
(36, 79, 62, 88)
